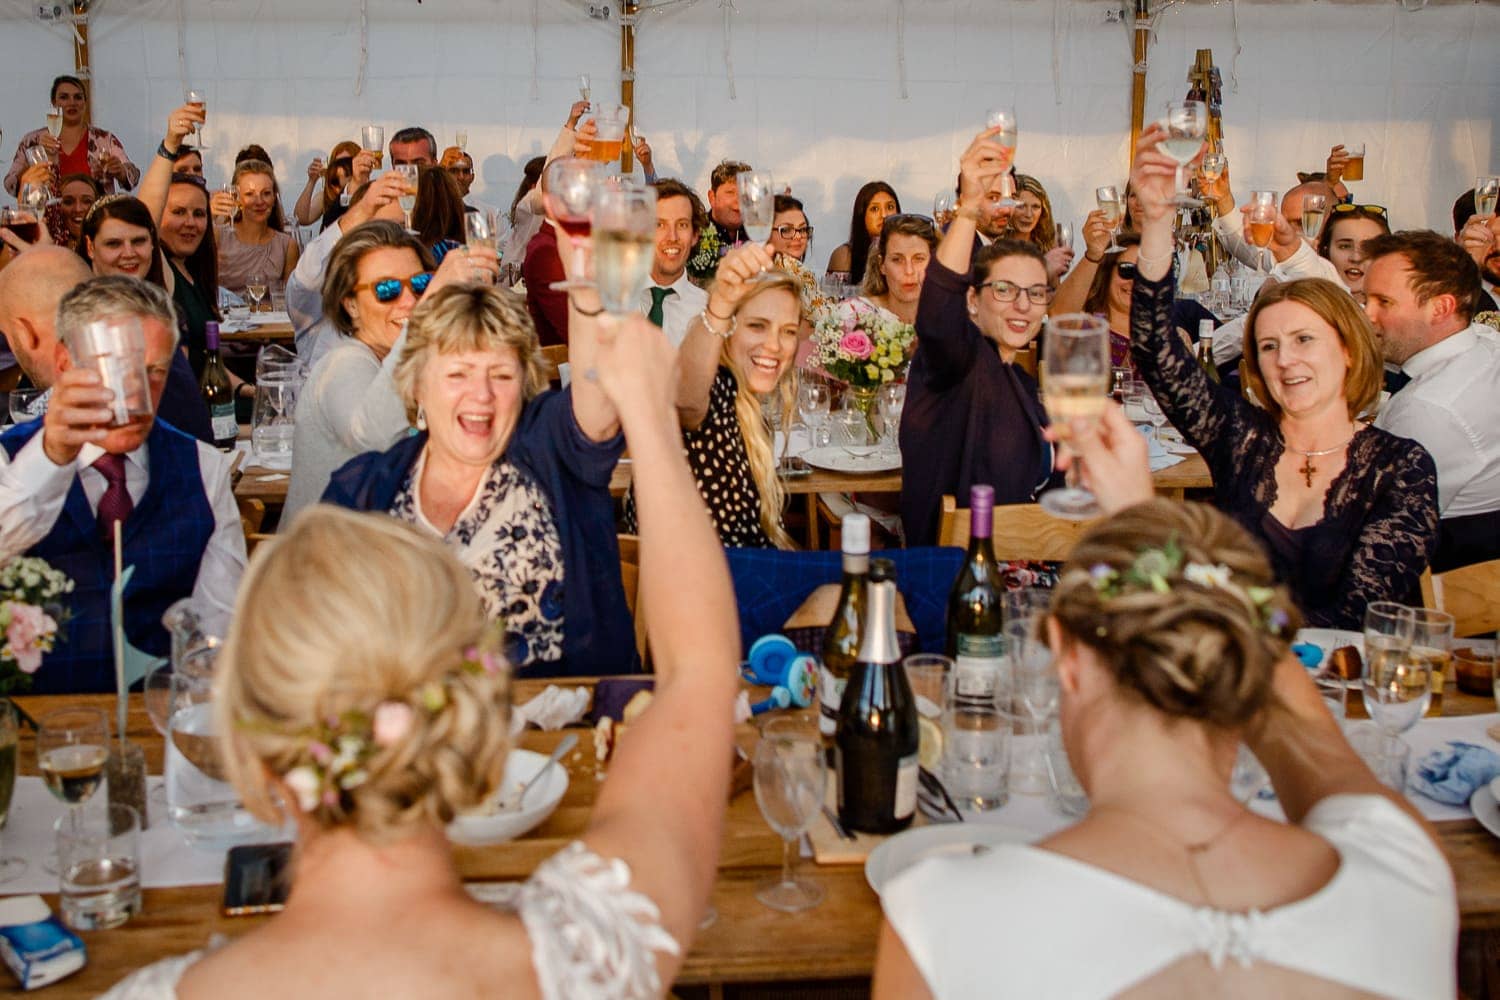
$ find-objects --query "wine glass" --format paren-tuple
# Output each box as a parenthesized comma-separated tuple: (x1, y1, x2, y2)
(0, 701, 25, 882)
(1247, 191, 1277, 274)
(738, 171, 776, 244)
(1199, 151, 1227, 187)
(797, 379, 831, 450)
(39, 707, 109, 872)
(395, 164, 419, 234)
(455, 129, 468, 153)
(1362, 603, 1427, 737)
(1410, 608, 1454, 716)
(185, 89, 207, 149)
(753, 716, 826, 912)
(19, 180, 49, 216)
(1300, 193, 1330, 244)
(1008, 613, 1058, 794)
(984, 107, 1018, 171)
(244, 273, 269, 314)
(1039, 313, 1111, 520)
(1475, 176, 1500, 219)
(1162, 100, 1207, 206)
(360, 124, 385, 171)
(1140, 391, 1167, 446)
(591, 182, 657, 317)
(877, 382, 906, 458)
(578, 73, 592, 108)
(45, 106, 63, 143)
(933, 191, 957, 231)
(1055, 222, 1074, 252)
(545, 158, 601, 291)
(1096, 185, 1125, 251)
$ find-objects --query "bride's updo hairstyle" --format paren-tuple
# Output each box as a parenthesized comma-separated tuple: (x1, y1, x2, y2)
(1048, 500, 1301, 729)
(216, 507, 511, 842)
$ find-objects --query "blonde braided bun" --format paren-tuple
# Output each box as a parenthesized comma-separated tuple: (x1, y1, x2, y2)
(1050, 500, 1301, 729)
(215, 506, 511, 843)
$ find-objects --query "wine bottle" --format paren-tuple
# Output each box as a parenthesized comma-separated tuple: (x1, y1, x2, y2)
(945, 485, 1006, 670)
(820, 513, 870, 739)
(835, 558, 918, 834)
(1196, 319, 1221, 384)
(200, 321, 237, 451)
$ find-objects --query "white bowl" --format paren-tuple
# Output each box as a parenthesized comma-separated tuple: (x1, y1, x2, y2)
(446, 748, 569, 846)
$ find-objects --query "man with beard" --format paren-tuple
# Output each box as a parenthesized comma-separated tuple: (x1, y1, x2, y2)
(643, 179, 709, 346)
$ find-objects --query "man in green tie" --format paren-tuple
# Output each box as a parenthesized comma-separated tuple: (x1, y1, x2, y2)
(646, 178, 709, 347)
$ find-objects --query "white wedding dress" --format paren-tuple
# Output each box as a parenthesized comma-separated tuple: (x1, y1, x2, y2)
(99, 841, 678, 1000)
(883, 794, 1457, 1000)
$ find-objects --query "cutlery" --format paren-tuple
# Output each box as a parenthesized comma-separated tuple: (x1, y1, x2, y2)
(501, 732, 577, 812)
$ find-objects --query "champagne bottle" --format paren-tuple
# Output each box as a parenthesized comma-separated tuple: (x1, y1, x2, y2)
(200, 321, 237, 451)
(1196, 319, 1221, 384)
(835, 558, 918, 834)
(820, 513, 870, 739)
(946, 485, 1005, 670)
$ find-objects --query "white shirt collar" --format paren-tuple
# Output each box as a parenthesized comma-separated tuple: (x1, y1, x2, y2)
(650, 270, 696, 295)
(77, 441, 149, 475)
(1401, 324, 1483, 378)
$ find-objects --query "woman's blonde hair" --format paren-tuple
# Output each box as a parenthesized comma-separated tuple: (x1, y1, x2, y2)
(214, 507, 511, 843)
(1049, 499, 1300, 729)
(1006, 174, 1057, 252)
(722, 273, 801, 549)
(393, 284, 548, 424)
(1241, 278, 1383, 422)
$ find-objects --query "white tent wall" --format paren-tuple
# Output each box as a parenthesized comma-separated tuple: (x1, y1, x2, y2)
(2, 0, 1497, 274)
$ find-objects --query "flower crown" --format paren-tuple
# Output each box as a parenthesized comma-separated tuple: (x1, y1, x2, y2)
(1084, 536, 1292, 639)
(270, 642, 507, 816)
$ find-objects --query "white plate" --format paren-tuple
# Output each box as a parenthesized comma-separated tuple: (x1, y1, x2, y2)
(802, 445, 901, 474)
(446, 748, 569, 846)
(865, 822, 1037, 896)
(1472, 784, 1500, 840)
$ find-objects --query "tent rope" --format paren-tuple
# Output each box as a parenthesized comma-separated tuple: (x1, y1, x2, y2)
(896, 0, 908, 100)
(355, 0, 368, 96)
(720, 0, 737, 100)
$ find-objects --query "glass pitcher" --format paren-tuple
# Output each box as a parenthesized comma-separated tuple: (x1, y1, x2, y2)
(251, 345, 303, 471)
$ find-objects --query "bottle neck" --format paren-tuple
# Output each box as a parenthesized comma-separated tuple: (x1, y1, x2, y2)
(855, 579, 900, 666)
(841, 552, 869, 576)
(969, 502, 993, 542)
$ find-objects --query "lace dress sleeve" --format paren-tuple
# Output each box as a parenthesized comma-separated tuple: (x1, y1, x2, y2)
(515, 841, 680, 1000)
(97, 951, 203, 999)
(1129, 268, 1266, 470)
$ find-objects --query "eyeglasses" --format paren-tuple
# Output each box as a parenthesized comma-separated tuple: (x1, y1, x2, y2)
(774, 225, 813, 240)
(353, 273, 432, 303)
(1117, 262, 1139, 280)
(1332, 203, 1388, 218)
(979, 279, 1055, 305)
(449, 166, 474, 176)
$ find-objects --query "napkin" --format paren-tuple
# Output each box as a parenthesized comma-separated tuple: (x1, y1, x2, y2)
(1149, 452, 1187, 472)
(512, 685, 591, 733)
(1410, 741, 1500, 806)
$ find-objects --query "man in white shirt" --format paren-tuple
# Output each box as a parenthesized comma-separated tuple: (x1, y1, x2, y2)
(643, 178, 709, 347)
(1364, 230, 1500, 569)
(1208, 174, 1342, 285)
(0, 276, 245, 692)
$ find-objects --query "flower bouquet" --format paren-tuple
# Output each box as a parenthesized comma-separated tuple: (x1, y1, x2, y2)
(811, 298, 916, 391)
(0, 557, 73, 692)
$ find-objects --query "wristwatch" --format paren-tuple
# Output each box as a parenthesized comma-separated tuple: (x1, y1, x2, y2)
(157, 140, 178, 162)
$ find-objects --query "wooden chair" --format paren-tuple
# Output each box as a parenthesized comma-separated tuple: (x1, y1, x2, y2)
(617, 533, 649, 666)
(938, 495, 1098, 561)
(540, 343, 569, 383)
(1420, 559, 1500, 638)
(236, 497, 265, 539)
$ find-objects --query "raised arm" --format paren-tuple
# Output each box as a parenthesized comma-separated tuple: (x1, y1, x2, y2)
(138, 104, 203, 224)
(675, 242, 773, 430)
(554, 228, 621, 442)
(1049, 209, 1109, 315)
(580, 313, 740, 974)
(292, 158, 325, 228)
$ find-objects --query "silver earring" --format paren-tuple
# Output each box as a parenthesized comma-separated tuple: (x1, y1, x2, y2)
(416, 405, 427, 431)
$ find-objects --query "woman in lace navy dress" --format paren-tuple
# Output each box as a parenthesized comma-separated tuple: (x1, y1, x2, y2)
(102, 313, 739, 999)
(1126, 125, 1437, 628)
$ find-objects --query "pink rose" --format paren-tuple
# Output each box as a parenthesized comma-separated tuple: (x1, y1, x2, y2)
(4, 602, 56, 674)
(372, 701, 414, 748)
(839, 331, 874, 360)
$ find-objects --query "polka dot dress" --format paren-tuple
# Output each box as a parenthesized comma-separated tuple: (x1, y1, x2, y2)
(625, 366, 776, 548)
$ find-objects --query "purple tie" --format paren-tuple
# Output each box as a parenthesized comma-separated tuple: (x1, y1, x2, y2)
(91, 454, 133, 542)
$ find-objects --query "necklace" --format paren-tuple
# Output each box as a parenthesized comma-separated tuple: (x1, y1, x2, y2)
(1094, 803, 1253, 908)
(1285, 433, 1356, 488)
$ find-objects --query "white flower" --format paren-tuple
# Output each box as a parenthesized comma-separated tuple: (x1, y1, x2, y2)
(284, 766, 321, 812)
(1183, 562, 1234, 590)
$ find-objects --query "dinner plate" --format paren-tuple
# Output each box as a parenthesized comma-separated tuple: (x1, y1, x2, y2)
(446, 748, 569, 846)
(802, 445, 901, 474)
(1471, 784, 1500, 841)
(865, 822, 1037, 896)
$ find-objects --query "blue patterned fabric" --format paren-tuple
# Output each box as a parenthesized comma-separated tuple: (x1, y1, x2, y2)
(0, 419, 214, 694)
(725, 546, 967, 655)
(1411, 741, 1500, 806)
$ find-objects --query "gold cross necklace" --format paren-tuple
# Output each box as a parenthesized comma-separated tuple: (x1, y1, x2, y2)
(1286, 434, 1356, 488)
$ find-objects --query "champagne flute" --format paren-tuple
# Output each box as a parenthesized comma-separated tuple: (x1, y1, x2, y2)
(797, 379, 831, 449)
(1300, 193, 1330, 243)
(185, 88, 207, 149)
(933, 191, 957, 231)
(455, 129, 468, 153)
(984, 107, 1018, 171)
(591, 181, 657, 317)
(1162, 100, 1207, 206)
(578, 73, 592, 108)
(1247, 190, 1277, 274)
(39, 707, 109, 873)
(1096, 185, 1125, 251)
(45, 106, 63, 142)
(753, 716, 826, 912)
(1039, 313, 1111, 520)
(1055, 222, 1074, 252)
(738, 171, 776, 244)
(1475, 176, 1499, 219)
(395, 163, 419, 234)
(877, 382, 906, 458)
(544, 157, 601, 291)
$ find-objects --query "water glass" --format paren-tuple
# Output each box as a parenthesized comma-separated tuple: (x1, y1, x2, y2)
(1410, 608, 1454, 716)
(1346, 724, 1410, 792)
(1230, 744, 1269, 803)
(1008, 614, 1057, 794)
(940, 657, 1012, 812)
(796, 379, 831, 448)
(737, 171, 776, 244)
(876, 382, 906, 455)
(57, 804, 141, 931)
(831, 406, 870, 448)
(903, 654, 951, 725)
(1055, 222, 1074, 251)
(67, 316, 154, 427)
(1043, 724, 1088, 818)
(361, 124, 385, 161)
(8, 387, 48, 425)
(752, 716, 825, 912)
(0, 702, 24, 883)
(251, 371, 299, 470)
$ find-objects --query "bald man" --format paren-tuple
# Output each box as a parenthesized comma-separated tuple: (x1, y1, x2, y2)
(0, 247, 213, 443)
(1205, 165, 1342, 286)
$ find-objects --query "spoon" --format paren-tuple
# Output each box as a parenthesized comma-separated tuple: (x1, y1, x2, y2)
(503, 733, 577, 812)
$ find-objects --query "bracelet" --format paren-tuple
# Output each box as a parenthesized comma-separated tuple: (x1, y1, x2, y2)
(1084, 251, 1104, 264)
(700, 308, 735, 339)
(569, 295, 605, 318)
(156, 140, 178, 161)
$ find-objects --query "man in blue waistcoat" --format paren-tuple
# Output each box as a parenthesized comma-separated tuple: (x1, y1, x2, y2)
(0, 276, 245, 694)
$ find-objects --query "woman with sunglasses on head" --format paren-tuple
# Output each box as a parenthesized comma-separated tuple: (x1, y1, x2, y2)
(899, 127, 1060, 546)
(826, 181, 900, 284)
(283, 219, 497, 523)
(1127, 126, 1436, 629)
(1317, 204, 1390, 305)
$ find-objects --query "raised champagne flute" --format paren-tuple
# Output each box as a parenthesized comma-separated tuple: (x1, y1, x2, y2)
(1055, 221, 1074, 252)
(753, 716, 826, 912)
(185, 88, 207, 149)
(578, 73, 592, 108)
(984, 107, 1018, 172)
(1039, 313, 1111, 520)
(1300, 193, 1330, 243)
(1247, 190, 1277, 274)
(1162, 101, 1207, 206)
(455, 129, 468, 153)
(39, 706, 109, 873)
(395, 164, 419, 234)
(933, 191, 957, 231)
(738, 171, 776, 244)
(1475, 176, 1499, 219)
(1096, 185, 1125, 251)
(591, 181, 657, 317)
(45, 106, 63, 142)
(545, 157, 601, 291)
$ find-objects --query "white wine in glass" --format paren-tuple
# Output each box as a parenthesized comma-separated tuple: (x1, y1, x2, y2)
(185, 89, 207, 148)
(1039, 313, 1110, 520)
(1475, 176, 1499, 218)
(45, 106, 63, 139)
(738, 171, 776, 244)
(1162, 101, 1207, 206)
(1096, 186, 1124, 251)
(985, 108, 1018, 171)
(592, 183, 657, 316)
(395, 164, 419, 233)
(455, 129, 468, 152)
(1301, 194, 1330, 242)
